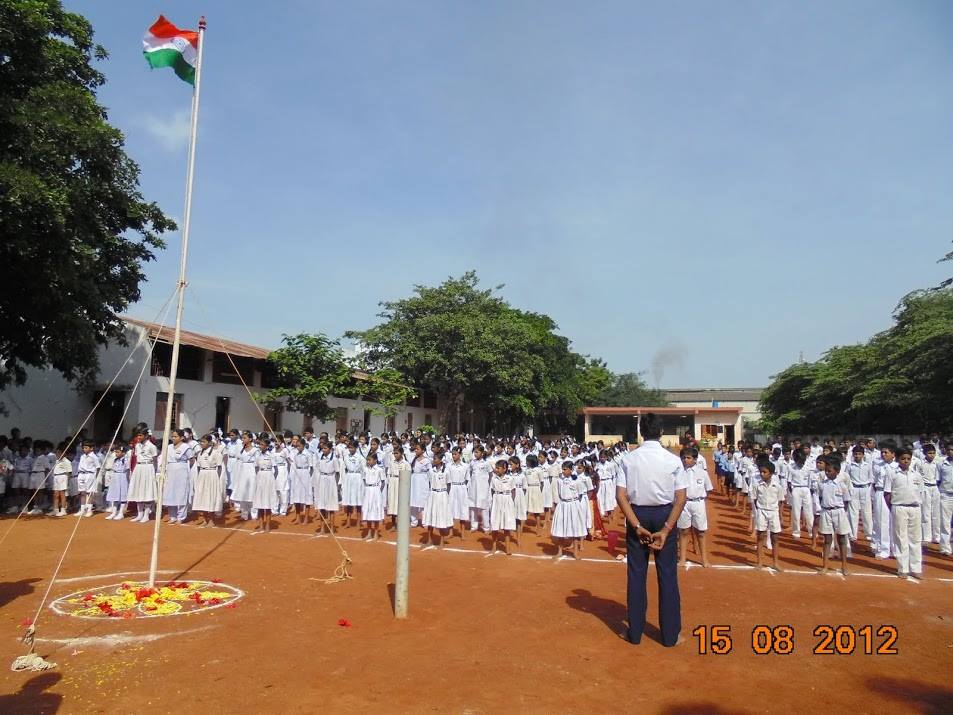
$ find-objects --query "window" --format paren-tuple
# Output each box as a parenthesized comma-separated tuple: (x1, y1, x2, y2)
(422, 390, 437, 410)
(154, 392, 183, 432)
(335, 407, 348, 433)
(212, 352, 254, 385)
(264, 405, 281, 433)
(259, 361, 280, 388)
(424, 414, 432, 427)
(302, 415, 313, 433)
(363, 409, 371, 432)
(385, 415, 396, 433)
(150, 343, 204, 381)
(701, 424, 719, 438)
(406, 412, 413, 430)
(405, 392, 421, 407)
(215, 396, 230, 431)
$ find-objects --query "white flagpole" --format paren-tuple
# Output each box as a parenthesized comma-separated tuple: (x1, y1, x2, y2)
(149, 17, 207, 587)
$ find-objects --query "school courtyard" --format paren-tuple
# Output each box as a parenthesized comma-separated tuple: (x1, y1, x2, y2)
(0, 470, 949, 713)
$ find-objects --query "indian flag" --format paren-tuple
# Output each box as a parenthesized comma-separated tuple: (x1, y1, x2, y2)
(142, 16, 199, 85)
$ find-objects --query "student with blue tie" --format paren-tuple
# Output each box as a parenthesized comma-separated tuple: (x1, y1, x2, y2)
(617, 413, 688, 647)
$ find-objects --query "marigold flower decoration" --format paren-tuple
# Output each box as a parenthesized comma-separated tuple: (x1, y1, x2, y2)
(51, 580, 243, 619)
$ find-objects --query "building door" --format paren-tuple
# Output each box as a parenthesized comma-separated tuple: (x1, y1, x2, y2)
(92, 390, 127, 442)
(363, 409, 371, 433)
(725, 424, 736, 444)
(215, 396, 230, 432)
(155, 392, 183, 434)
(335, 407, 348, 433)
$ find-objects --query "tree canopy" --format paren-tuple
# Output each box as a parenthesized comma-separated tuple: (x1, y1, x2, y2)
(591, 372, 668, 408)
(346, 272, 617, 433)
(0, 0, 174, 391)
(760, 287, 953, 435)
(260, 333, 414, 422)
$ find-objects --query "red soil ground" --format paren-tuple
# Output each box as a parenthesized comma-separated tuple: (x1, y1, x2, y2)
(0, 480, 951, 713)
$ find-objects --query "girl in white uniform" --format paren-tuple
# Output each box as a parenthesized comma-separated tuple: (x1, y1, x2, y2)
(446, 447, 470, 540)
(313, 443, 340, 533)
(489, 459, 516, 555)
(104, 445, 129, 520)
(289, 436, 314, 524)
(467, 446, 491, 532)
(386, 444, 410, 531)
(273, 434, 291, 516)
(551, 461, 586, 559)
(423, 452, 453, 547)
(361, 452, 385, 540)
(253, 436, 277, 532)
(340, 442, 365, 529)
(128, 432, 158, 523)
(508, 456, 527, 546)
(231, 432, 259, 520)
(192, 434, 224, 526)
(409, 445, 432, 529)
(162, 430, 192, 524)
(524, 453, 545, 529)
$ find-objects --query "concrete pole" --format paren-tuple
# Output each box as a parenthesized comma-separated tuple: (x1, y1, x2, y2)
(394, 464, 412, 618)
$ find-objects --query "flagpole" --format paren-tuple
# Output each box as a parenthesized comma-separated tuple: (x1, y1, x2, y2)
(149, 16, 207, 588)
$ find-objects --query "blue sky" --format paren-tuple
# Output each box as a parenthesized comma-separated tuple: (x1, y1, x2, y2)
(69, 1, 953, 388)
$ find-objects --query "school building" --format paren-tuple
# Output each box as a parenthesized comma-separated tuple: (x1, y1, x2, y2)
(0, 318, 444, 442)
(663, 387, 764, 425)
(579, 405, 745, 447)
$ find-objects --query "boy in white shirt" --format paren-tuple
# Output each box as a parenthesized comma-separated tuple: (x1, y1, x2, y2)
(50, 443, 73, 517)
(916, 444, 941, 545)
(75, 441, 101, 517)
(818, 456, 851, 576)
(753, 462, 784, 571)
(676, 447, 713, 568)
(885, 446, 924, 580)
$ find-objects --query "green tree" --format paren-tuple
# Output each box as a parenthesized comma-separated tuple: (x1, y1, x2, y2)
(760, 287, 953, 434)
(0, 0, 174, 393)
(593, 372, 668, 408)
(260, 334, 415, 423)
(348, 272, 606, 433)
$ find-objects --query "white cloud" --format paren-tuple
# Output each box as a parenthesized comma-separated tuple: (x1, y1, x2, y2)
(142, 109, 191, 151)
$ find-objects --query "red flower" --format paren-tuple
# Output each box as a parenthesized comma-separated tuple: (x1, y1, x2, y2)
(19, 618, 32, 627)
(211, 578, 222, 584)
(122, 611, 135, 620)
(208, 598, 221, 606)
(81, 594, 94, 602)
(337, 618, 352, 628)
(224, 603, 237, 609)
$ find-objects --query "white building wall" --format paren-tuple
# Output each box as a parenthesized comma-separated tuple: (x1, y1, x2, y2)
(670, 399, 761, 422)
(0, 324, 444, 441)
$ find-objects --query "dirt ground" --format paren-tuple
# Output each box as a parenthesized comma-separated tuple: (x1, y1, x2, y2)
(0, 482, 951, 714)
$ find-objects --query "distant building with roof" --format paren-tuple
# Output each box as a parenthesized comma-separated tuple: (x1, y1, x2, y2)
(664, 388, 764, 425)
(0, 318, 443, 441)
(579, 405, 744, 448)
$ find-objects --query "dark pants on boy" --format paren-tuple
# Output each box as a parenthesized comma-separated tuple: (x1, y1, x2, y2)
(626, 503, 681, 647)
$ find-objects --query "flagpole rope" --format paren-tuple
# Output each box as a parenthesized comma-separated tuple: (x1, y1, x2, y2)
(0, 286, 178, 550)
(11, 297, 177, 672)
(186, 286, 353, 584)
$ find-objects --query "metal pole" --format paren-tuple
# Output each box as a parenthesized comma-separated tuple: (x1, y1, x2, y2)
(149, 17, 206, 587)
(394, 464, 412, 618)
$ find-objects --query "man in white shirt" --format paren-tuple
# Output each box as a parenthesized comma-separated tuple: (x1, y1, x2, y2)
(617, 413, 688, 648)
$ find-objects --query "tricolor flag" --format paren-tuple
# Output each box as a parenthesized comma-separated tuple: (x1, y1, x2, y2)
(142, 16, 199, 85)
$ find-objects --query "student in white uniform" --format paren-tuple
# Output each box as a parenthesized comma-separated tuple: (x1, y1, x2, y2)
(422, 452, 453, 548)
(27, 445, 49, 515)
(273, 433, 292, 517)
(75, 440, 101, 517)
(409, 444, 432, 529)
(885, 446, 924, 580)
(192, 434, 224, 527)
(523, 453, 545, 531)
(252, 436, 277, 533)
(340, 441, 365, 530)
(752, 462, 783, 572)
(788, 450, 813, 540)
(50, 443, 72, 517)
(162, 429, 192, 524)
(467, 446, 492, 533)
(231, 431, 259, 521)
(845, 446, 873, 550)
(313, 443, 340, 534)
(676, 447, 713, 568)
(916, 444, 941, 545)
(104, 444, 129, 520)
(596, 451, 617, 518)
(818, 456, 851, 576)
(289, 436, 314, 525)
(360, 452, 385, 541)
(386, 442, 410, 532)
(937, 444, 953, 556)
(509, 456, 527, 546)
(551, 460, 586, 560)
(446, 447, 471, 540)
(11, 445, 33, 514)
(489, 458, 516, 555)
(870, 444, 894, 559)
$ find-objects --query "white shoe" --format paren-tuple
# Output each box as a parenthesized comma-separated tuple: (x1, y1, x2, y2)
(29, 508, 43, 515)
(5, 506, 17, 514)
(83, 509, 93, 518)
(56, 509, 66, 517)
(73, 510, 83, 517)
(114, 512, 125, 521)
